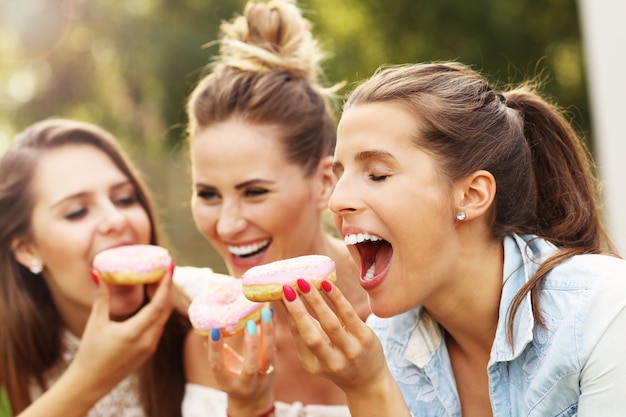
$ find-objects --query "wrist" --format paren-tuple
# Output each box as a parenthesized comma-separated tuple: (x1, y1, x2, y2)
(226, 403, 275, 417)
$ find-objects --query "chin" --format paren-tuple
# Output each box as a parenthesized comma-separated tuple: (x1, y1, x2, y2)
(369, 298, 402, 318)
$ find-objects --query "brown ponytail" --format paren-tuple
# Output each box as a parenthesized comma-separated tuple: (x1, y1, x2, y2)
(504, 86, 616, 337)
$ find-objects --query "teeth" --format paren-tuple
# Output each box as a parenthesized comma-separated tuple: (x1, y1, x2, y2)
(363, 263, 376, 281)
(227, 239, 270, 256)
(343, 233, 381, 246)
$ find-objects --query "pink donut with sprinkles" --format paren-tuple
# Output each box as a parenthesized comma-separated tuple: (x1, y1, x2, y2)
(92, 244, 172, 285)
(188, 274, 267, 337)
(242, 254, 336, 302)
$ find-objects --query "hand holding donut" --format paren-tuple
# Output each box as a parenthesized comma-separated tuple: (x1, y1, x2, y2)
(69, 254, 175, 404)
(186, 272, 276, 415)
(208, 307, 277, 416)
(280, 278, 409, 415)
(242, 255, 408, 415)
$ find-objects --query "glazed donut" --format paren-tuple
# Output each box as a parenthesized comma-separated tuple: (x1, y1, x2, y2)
(188, 273, 267, 337)
(92, 244, 172, 285)
(242, 254, 337, 302)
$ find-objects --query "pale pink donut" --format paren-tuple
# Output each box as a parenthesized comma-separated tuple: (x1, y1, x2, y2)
(92, 244, 171, 285)
(188, 274, 267, 337)
(242, 254, 336, 302)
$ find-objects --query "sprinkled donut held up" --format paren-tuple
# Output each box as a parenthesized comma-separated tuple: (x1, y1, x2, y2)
(242, 254, 337, 302)
(187, 273, 267, 337)
(91, 244, 173, 285)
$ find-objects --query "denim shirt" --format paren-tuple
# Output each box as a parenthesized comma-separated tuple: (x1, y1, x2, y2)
(367, 234, 626, 417)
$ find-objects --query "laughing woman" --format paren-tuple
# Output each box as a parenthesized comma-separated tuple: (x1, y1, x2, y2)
(182, 0, 369, 416)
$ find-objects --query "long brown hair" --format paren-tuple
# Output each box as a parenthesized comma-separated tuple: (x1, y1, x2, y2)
(186, 0, 339, 176)
(345, 62, 616, 339)
(0, 118, 188, 416)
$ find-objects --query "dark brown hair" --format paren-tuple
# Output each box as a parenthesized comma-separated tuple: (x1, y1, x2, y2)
(345, 62, 616, 339)
(186, 0, 339, 176)
(0, 118, 188, 416)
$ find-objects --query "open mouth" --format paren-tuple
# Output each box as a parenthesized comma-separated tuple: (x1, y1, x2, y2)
(343, 233, 392, 282)
(227, 239, 271, 259)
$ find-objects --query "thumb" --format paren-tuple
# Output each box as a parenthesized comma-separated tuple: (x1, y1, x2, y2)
(90, 277, 111, 322)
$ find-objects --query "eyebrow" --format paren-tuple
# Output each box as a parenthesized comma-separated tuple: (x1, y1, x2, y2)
(355, 149, 397, 163)
(195, 178, 276, 190)
(333, 149, 397, 172)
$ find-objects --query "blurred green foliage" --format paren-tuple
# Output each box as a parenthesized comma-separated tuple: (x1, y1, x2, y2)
(0, 0, 588, 148)
(0, 0, 588, 270)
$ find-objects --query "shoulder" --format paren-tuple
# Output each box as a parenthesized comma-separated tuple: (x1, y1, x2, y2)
(540, 253, 626, 360)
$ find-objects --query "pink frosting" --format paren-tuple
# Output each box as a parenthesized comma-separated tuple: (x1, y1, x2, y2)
(242, 254, 335, 285)
(188, 274, 265, 333)
(92, 244, 171, 273)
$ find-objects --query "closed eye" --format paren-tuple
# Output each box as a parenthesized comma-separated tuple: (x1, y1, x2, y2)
(114, 195, 138, 206)
(244, 188, 269, 198)
(369, 174, 388, 182)
(65, 208, 87, 220)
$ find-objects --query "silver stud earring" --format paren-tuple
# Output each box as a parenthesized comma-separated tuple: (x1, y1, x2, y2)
(456, 211, 466, 221)
(29, 261, 43, 275)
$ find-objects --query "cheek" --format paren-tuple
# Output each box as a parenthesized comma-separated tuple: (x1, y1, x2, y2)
(129, 208, 153, 243)
(270, 197, 319, 245)
(191, 202, 217, 237)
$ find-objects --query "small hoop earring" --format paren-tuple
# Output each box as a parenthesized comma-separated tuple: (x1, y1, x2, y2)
(456, 211, 466, 221)
(29, 261, 43, 275)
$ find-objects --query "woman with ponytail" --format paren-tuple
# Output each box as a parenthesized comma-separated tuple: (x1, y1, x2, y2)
(279, 61, 626, 416)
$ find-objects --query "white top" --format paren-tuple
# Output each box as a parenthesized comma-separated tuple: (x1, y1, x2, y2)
(30, 331, 144, 417)
(183, 383, 350, 417)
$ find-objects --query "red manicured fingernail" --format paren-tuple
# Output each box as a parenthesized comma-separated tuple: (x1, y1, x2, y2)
(89, 268, 100, 285)
(321, 280, 332, 292)
(169, 260, 176, 277)
(283, 284, 297, 302)
(297, 278, 311, 293)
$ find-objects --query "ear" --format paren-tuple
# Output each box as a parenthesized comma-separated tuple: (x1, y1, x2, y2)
(454, 169, 496, 221)
(313, 155, 337, 211)
(10, 236, 42, 271)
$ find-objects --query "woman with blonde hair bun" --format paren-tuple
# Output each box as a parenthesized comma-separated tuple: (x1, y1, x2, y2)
(183, 1, 369, 416)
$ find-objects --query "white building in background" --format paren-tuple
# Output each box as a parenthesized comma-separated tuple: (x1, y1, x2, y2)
(578, 0, 626, 255)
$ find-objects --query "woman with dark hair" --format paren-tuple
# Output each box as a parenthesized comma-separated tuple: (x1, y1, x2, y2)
(280, 62, 626, 416)
(0, 118, 191, 417)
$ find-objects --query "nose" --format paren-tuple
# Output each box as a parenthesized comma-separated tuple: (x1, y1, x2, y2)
(329, 174, 359, 217)
(216, 202, 247, 237)
(97, 200, 127, 235)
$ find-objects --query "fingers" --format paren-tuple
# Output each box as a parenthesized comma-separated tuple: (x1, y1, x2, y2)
(259, 307, 276, 372)
(206, 307, 276, 402)
(207, 329, 236, 379)
(281, 283, 336, 370)
(126, 271, 174, 338)
(281, 279, 374, 374)
(146, 260, 175, 300)
(240, 310, 276, 380)
(88, 276, 111, 324)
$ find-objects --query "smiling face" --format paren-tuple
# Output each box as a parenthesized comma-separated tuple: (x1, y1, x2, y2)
(190, 118, 328, 278)
(330, 102, 462, 317)
(15, 144, 152, 334)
